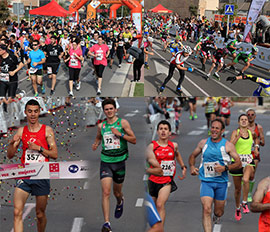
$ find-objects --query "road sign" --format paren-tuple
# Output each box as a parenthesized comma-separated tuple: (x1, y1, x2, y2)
(225, 4, 234, 15)
(13, 3, 25, 15)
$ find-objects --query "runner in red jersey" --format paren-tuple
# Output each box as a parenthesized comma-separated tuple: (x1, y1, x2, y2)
(220, 97, 234, 126)
(146, 120, 187, 226)
(7, 99, 58, 232)
(251, 176, 270, 232)
(247, 108, 265, 202)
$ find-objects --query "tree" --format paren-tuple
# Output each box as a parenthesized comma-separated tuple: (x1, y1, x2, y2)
(189, 5, 198, 17)
(0, 0, 10, 24)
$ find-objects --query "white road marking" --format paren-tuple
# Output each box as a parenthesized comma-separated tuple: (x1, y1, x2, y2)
(198, 125, 208, 130)
(213, 224, 222, 232)
(132, 110, 140, 113)
(83, 181, 89, 190)
(153, 49, 210, 96)
(266, 131, 270, 136)
(143, 174, 148, 181)
(70, 217, 84, 232)
(124, 113, 136, 117)
(135, 198, 144, 207)
(110, 63, 130, 84)
(188, 130, 204, 135)
(10, 203, 36, 232)
(224, 130, 230, 135)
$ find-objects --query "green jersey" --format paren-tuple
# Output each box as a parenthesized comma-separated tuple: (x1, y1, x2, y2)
(101, 118, 128, 163)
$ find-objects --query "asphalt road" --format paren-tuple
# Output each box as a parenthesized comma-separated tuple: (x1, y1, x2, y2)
(145, 102, 270, 232)
(0, 97, 147, 232)
(16, 58, 135, 97)
(144, 39, 270, 97)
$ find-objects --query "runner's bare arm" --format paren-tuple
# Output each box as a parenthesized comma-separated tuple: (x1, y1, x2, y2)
(44, 126, 58, 159)
(251, 177, 270, 212)
(230, 129, 241, 145)
(189, 139, 206, 175)
(92, 123, 102, 151)
(7, 127, 23, 159)
(120, 119, 136, 144)
(174, 142, 187, 179)
(146, 143, 163, 176)
(225, 141, 242, 171)
(258, 124, 265, 146)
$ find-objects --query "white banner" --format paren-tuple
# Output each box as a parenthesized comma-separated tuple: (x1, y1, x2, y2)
(243, 0, 266, 39)
(0, 161, 89, 180)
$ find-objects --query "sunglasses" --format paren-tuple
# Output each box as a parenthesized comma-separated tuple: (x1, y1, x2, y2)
(247, 114, 255, 116)
(33, 44, 38, 46)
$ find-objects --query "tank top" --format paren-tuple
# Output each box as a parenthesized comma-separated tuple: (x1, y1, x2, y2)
(234, 129, 253, 167)
(101, 118, 128, 163)
(220, 98, 231, 115)
(148, 140, 175, 184)
(204, 98, 216, 114)
(21, 124, 49, 164)
(259, 186, 270, 232)
(199, 138, 230, 183)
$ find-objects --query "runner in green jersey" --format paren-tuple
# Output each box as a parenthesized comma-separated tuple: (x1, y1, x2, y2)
(92, 98, 136, 232)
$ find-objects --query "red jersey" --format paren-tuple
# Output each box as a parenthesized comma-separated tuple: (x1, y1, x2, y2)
(21, 124, 49, 164)
(220, 98, 231, 115)
(148, 140, 175, 184)
(259, 188, 270, 232)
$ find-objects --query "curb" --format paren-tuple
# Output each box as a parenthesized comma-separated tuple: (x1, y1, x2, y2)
(129, 82, 136, 97)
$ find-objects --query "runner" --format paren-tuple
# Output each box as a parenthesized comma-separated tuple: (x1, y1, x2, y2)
(227, 74, 270, 96)
(189, 119, 241, 232)
(188, 97, 197, 120)
(88, 36, 109, 96)
(147, 120, 187, 226)
(250, 176, 270, 232)
(44, 35, 63, 95)
(220, 97, 234, 126)
(193, 32, 209, 60)
(202, 97, 217, 135)
(106, 31, 117, 69)
(0, 44, 24, 97)
(158, 45, 193, 95)
(7, 99, 58, 232)
(144, 37, 154, 69)
(92, 98, 136, 232)
(247, 108, 265, 202)
(229, 114, 259, 221)
(27, 40, 46, 96)
(168, 35, 183, 56)
(115, 33, 125, 68)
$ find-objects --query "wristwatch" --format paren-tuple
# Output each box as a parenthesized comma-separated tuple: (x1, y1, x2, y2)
(224, 165, 229, 171)
(39, 146, 44, 153)
(120, 133, 125, 138)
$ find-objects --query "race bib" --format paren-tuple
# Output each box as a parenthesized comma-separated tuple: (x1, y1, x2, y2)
(161, 160, 176, 176)
(108, 44, 112, 50)
(221, 107, 229, 114)
(29, 67, 38, 74)
(96, 53, 103, 61)
(81, 41, 85, 46)
(204, 162, 222, 178)
(70, 58, 78, 67)
(0, 73, 9, 82)
(47, 66, 52, 74)
(118, 41, 124, 46)
(103, 133, 120, 150)
(124, 38, 129, 43)
(25, 149, 45, 164)
(239, 154, 253, 167)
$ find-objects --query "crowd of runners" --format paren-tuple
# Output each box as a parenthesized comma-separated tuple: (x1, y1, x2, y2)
(0, 17, 142, 97)
(143, 13, 270, 96)
(145, 97, 269, 232)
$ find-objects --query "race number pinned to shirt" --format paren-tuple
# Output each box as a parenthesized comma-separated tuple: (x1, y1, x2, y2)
(29, 67, 38, 74)
(118, 41, 124, 46)
(124, 38, 129, 43)
(25, 149, 46, 164)
(161, 160, 176, 176)
(81, 41, 85, 46)
(104, 133, 120, 150)
(0, 73, 9, 82)
(47, 66, 52, 74)
(96, 50, 103, 61)
(239, 154, 253, 167)
(70, 57, 78, 67)
(204, 162, 222, 178)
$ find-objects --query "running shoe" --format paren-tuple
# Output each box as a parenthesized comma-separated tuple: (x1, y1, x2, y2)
(118, 64, 121, 68)
(247, 193, 252, 203)
(101, 222, 112, 232)
(208, 130, 211, 136)
(114, 198, 124, 219)
(193, 55, 197, 60)
(50, 89, 54, 96)
(76, 81, 81, 91)
(175, 87, 182, 96)
(242, 203, 250, 214)
(194, 114, 198, 119)
(213, 72, 220, 81)
(189, 115, 193, 120)
(34, 93, 39, 97)
(158, 86, 165, 94)
(235, 209, 242, 221)
(41, 84, 46, 94)
(145, 64, 149, 69)
(97, 89, 101, 96)
(69, 91, 74, 97)
(109, 65, 112, 69)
